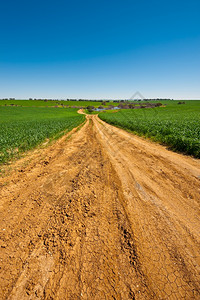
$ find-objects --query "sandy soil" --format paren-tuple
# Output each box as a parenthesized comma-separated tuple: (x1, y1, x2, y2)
(0, 113, 200, 299)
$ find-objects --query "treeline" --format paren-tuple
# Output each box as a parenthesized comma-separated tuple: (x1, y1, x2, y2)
(0, 98, 174, 102)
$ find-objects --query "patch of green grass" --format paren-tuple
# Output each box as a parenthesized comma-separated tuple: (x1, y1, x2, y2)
(0, 107, 85, 164)
(0, 99, 116, 108)
(84, 109, 99, 115)
(99, 100, 200, 158)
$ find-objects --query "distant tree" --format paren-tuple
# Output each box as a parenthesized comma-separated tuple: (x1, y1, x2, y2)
(118, 103, 124, 109)
(87, 105, 94, 110)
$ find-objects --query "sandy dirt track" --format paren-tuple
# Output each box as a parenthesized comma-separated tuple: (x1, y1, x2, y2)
(0, 113, 200, 299)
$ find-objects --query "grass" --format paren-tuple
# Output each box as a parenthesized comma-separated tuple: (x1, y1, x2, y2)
(84, 109, 99, 115)
(99, 100, 200, 158)
(0, 99, 116, 108)
(0, 107, 85, 164)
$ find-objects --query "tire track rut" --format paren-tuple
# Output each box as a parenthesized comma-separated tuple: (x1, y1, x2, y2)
(0, 114, 199, 299)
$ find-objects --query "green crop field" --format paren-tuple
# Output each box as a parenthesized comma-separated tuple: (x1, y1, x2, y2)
(0, 107, 85, 165)
(0, 99, 115, 108)
(99, 100, 200, 158)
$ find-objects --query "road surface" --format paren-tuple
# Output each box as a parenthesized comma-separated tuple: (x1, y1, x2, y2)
(0, 113, 200, 299)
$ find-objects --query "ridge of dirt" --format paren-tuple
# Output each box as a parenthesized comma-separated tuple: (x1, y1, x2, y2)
(0, 114, 200, 299)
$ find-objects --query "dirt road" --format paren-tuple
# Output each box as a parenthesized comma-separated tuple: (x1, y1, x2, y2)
(0, 114, 200, 299)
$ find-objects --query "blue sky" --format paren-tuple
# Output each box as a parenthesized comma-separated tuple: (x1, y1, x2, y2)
(0, 0, 200, 99)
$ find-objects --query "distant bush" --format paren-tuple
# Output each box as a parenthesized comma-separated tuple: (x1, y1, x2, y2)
(87, 106, 94, 110)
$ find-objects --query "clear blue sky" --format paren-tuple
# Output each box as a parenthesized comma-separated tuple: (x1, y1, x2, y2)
(0, 0, 200, 99)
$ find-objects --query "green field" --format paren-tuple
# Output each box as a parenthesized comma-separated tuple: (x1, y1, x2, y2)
(0, 99, 115, 108)
(99, 100, 200, 158)
(0, 107, 85, 164)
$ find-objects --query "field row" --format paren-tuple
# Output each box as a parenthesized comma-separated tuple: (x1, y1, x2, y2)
(0, 107, 85, 165)
(99, 101, 200, 158)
